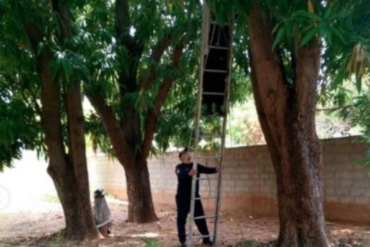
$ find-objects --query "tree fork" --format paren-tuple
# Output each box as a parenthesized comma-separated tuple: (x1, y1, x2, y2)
(248, 3, 330, 246)
(22, 2, 99, 240)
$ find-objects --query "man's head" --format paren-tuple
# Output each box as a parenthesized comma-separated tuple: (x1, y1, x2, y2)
(179, 148, 191, 163)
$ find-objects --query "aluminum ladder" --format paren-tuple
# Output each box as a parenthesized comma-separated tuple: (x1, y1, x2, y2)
(187, 2, 233, 246)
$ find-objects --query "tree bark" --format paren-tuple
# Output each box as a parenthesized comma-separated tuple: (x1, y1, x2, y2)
(87, 93, 158, 223)
(52, 0, 98, 239)
(248, 4, 330, 247)
(36, 50, 98, 240)
(87, 38, 183, 224)
(24, 10, 99, 240)
(124, 158, 158, 223)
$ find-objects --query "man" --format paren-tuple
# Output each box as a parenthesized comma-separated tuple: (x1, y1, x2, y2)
(175, 148, 219, 247)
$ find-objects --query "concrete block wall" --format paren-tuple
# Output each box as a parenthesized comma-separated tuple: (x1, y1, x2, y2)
(88, 137, 370, 223)
(321, 138, 370, 222)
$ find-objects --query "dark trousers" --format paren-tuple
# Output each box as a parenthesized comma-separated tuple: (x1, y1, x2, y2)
(176, 195, 211, 244)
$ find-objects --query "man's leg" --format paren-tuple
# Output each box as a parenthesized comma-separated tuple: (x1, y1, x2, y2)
(194, 200, 212, 244)
(176, 196, 189, 245)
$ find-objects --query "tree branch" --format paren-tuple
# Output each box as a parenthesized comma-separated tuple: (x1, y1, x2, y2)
(115, 0, 131, 44)
(51, 0, 73, 41)
(23, 25, 44, 54)
(315, 104, 353, 112)
(141, 44, 184, 160)
(86, 93, 133, 162)
(115, 0, 145, 95)
(248, 2, 288, 150)
(22, 16, 68, 169)
(139, 33, 174, 90)
(27, 88, 42, 117)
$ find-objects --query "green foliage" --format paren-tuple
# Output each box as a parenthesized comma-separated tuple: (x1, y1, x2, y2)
(141, 239, 162, 247)
(79, 0, 200, 153)
(78, 0, 250, 155)
(335, 86, 370, 168)
(85, 111, 115, 157)
(0, 98, 39, 171)
(0, 7, 44, 170)
(0, 0, 89, 168)
(2, 0, 369, 168)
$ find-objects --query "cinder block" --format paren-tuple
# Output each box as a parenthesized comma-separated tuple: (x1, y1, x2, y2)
(339, 196, 353, 204)
(353, 180, 370, 188)
(339, 179, 353, 187)
(354, 197, 370, 204)
(326, 195, 339, 202)
(350, 188, 365, 197)
(324, 178, 336, 187)
(335, 172, 349, 179)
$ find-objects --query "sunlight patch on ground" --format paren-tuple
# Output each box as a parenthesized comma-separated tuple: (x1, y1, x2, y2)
(130, 232, 160, 238)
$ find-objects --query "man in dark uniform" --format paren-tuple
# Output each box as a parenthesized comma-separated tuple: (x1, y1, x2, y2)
(175, 148, 218, 246)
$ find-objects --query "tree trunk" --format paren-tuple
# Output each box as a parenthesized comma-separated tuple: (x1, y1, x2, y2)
(123, 158, 158, 223)
(119, 106, 158, 223)
(39, 55, 98, 240)
(64, 82, 99, 239)
(27, 34, 98, 239)
(46, 0, 99, 239)
(48, 159, 98, 240)
(88, 93, 158, 223)
(248, 4, 329, 247)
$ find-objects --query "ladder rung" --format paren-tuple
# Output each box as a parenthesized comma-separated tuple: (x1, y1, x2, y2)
(209, 45, 230, 50)
(193, 215, 217, 220)
(203, 92, 225, 96)
(195, 196, 218, 200)
(204, 69, 228, 73)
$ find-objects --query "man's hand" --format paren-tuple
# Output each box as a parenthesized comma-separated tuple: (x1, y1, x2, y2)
(188, 169, 197, 177)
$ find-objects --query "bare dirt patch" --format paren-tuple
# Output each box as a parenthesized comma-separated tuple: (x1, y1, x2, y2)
(1, 199, 370, 247)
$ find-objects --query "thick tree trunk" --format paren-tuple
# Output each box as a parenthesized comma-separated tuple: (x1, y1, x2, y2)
(123, 158, 158, 223)
(47, 159, 98, 240)
(88, 94, 158, 223)
(39, 55, 98, 240)
(248, 4, 329, 247)
(26, 30, 98, 239)
(45, 0, 98, 239)
(22, 0, 100, 238)
(119, 107, 158, 223)
(64, 83, 98, 239)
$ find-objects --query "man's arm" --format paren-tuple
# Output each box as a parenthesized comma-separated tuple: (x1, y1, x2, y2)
(197, 164, 218, 174)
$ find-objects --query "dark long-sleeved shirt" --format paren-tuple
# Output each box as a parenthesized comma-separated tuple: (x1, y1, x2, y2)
(175, 162, 217, 201)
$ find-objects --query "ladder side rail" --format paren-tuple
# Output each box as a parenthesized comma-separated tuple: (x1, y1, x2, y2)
(213, 15, 234, 246)
(187, 2, 210, 246)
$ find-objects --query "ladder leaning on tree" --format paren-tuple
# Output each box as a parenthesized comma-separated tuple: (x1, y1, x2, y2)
(187, 2, 234, 246)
